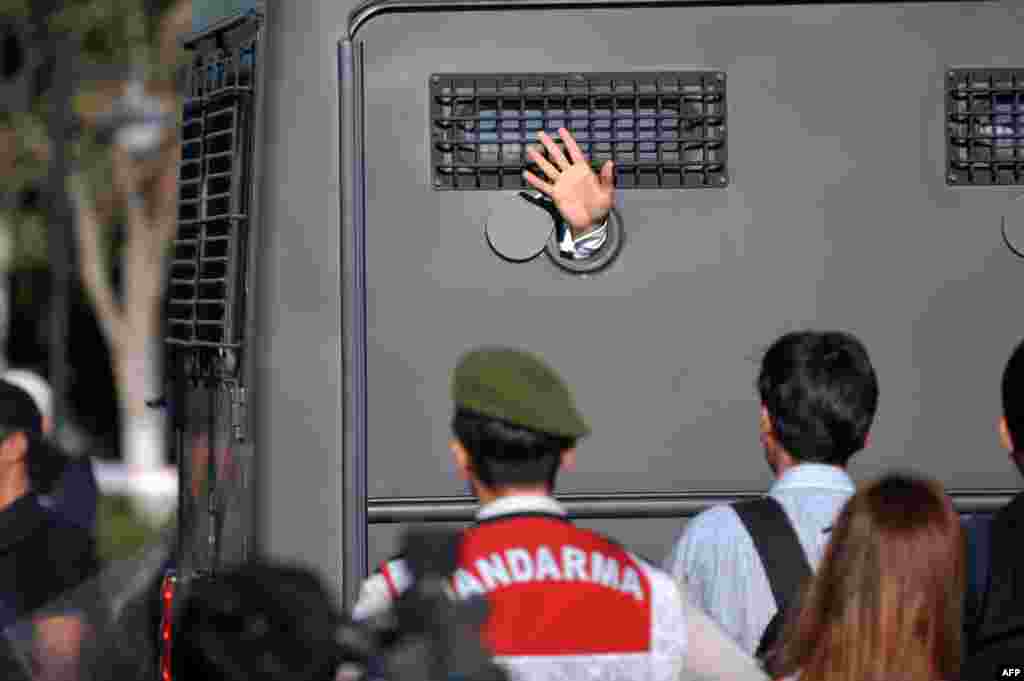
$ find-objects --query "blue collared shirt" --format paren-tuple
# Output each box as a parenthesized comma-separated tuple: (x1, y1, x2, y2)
(663, 463, 856, 656)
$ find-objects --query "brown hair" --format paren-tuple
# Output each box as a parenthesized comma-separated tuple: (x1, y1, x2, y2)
(772, 473, 964, 681)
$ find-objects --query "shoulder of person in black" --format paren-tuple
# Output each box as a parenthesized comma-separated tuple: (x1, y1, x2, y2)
(0, 492, 99, 623)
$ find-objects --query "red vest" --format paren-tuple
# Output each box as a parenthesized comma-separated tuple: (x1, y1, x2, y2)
(450, 515, 653, 656)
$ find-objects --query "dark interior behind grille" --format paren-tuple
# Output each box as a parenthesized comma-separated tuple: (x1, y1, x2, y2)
(948, 69, 1024, 186)
(430, 72, 728, 190)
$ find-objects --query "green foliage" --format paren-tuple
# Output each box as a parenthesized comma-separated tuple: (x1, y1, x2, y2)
(1, 1, 182, 62)
(0, 117, 116, 267)
(0, 0, 186, 270)
(51, 1, 149, 65)
(0, 111, 47, 192)
(96, 493, 171, 563)
(0, 1, 29, 17)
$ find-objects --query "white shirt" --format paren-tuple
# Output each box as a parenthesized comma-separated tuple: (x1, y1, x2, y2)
(664, 464, 856, 656)
(558, 218, 608, 259)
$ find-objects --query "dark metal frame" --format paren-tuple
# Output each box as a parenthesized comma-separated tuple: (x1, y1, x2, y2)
(947, 68, 1024, 186)
(429, 72, 728, 190)
(171, 17, 260, 353)
(340, 37, 370, 609)
(171, 8, 265, 579)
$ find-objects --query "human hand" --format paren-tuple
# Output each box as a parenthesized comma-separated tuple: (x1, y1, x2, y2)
(523, 128, 614, 240)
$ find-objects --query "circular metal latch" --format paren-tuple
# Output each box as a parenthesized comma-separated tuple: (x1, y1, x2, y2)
(484, 192, 555, 262)
(545, 207, 624, 274)
(484, 192, 623, 272)
(1003, 195, 1024, 259)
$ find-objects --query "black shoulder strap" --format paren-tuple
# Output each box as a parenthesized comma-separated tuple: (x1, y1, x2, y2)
(975, 497, 1024, 645)
(733, 497, 813, 611)
(964, 513, 993, 649)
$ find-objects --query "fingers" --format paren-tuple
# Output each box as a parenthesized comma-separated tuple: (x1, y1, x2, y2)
(559, 128, 588, 165)
(537, 130, 570, 170)
(526, 146, 561, 182)
(522, 170, 554, 196)
(599, 160, 615, 187)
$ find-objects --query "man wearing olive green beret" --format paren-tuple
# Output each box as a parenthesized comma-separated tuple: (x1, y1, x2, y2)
(353, 347, 769, 681)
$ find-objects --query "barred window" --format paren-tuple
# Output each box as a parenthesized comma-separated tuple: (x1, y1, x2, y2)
(431, 73, 728, 190)
(948, 69, 1024, 186)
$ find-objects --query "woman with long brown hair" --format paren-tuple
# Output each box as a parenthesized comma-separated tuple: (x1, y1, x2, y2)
(770, 473, 965, 681)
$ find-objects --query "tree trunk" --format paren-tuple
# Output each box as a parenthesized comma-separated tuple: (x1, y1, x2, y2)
(116, 334, 164, 471)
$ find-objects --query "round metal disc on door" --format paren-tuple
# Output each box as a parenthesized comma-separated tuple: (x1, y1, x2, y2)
(485, 192, 555, 262)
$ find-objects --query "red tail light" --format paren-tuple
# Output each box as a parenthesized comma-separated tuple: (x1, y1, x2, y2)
(159, 571, 177, 681)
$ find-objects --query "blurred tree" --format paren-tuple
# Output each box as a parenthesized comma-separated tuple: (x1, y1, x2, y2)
(0, 0, 191, 473)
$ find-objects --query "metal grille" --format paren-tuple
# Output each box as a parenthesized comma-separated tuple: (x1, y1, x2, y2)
(948, 69, 1024, 186)
(430, 72, 728, 190)
(168, 36, 257, 348)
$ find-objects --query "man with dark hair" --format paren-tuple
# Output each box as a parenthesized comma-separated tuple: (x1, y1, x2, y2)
(3, 368, 99, 533)
(354, 347, 768, 681)
(0, 379, 99, 679)
(664, 331, 879, 656)
(961, 338, 1024, 678)
(0, 379, 98, 623)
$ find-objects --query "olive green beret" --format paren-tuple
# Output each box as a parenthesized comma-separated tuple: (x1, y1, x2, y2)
(452, 347, 590, 439)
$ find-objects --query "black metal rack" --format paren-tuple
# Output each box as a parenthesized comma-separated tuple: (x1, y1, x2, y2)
(168, 28, 258, 355)
(167, 10, 262, 584)
(430, 72, 728, 190)
(948, 69, 1024, 186)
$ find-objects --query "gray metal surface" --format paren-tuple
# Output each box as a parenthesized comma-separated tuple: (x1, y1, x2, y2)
(254, 1, 346, 592)
(357, 1, 1024, 500)
(259, 0, 1024, 606)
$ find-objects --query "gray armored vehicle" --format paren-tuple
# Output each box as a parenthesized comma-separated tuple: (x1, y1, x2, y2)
(172, 1, 1024, 618)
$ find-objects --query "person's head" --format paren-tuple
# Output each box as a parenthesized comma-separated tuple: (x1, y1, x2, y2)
(0, 379, 43, 487)
(757, 330, 878, 473)
(999, 338, 1024, 477)
(449, 348, 589, 501)
(774, 473, 964, 681)
(172, 562, 343, 681)
(2, 369, 53, 435)
(0, 379, 65, 497)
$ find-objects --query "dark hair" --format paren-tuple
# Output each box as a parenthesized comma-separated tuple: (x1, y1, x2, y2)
(774, 473, 964, 681)
(172, 562, 342, 681)
(452, 408, 575, 490)
(757, 331, 878, 466)
(1002, 338, 1024, 452)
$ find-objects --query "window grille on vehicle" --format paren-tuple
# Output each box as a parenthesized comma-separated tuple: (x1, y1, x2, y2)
(430, 72, 728, 190)
(948, 69, 1024, 186)
(168, 34, 257, 349)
